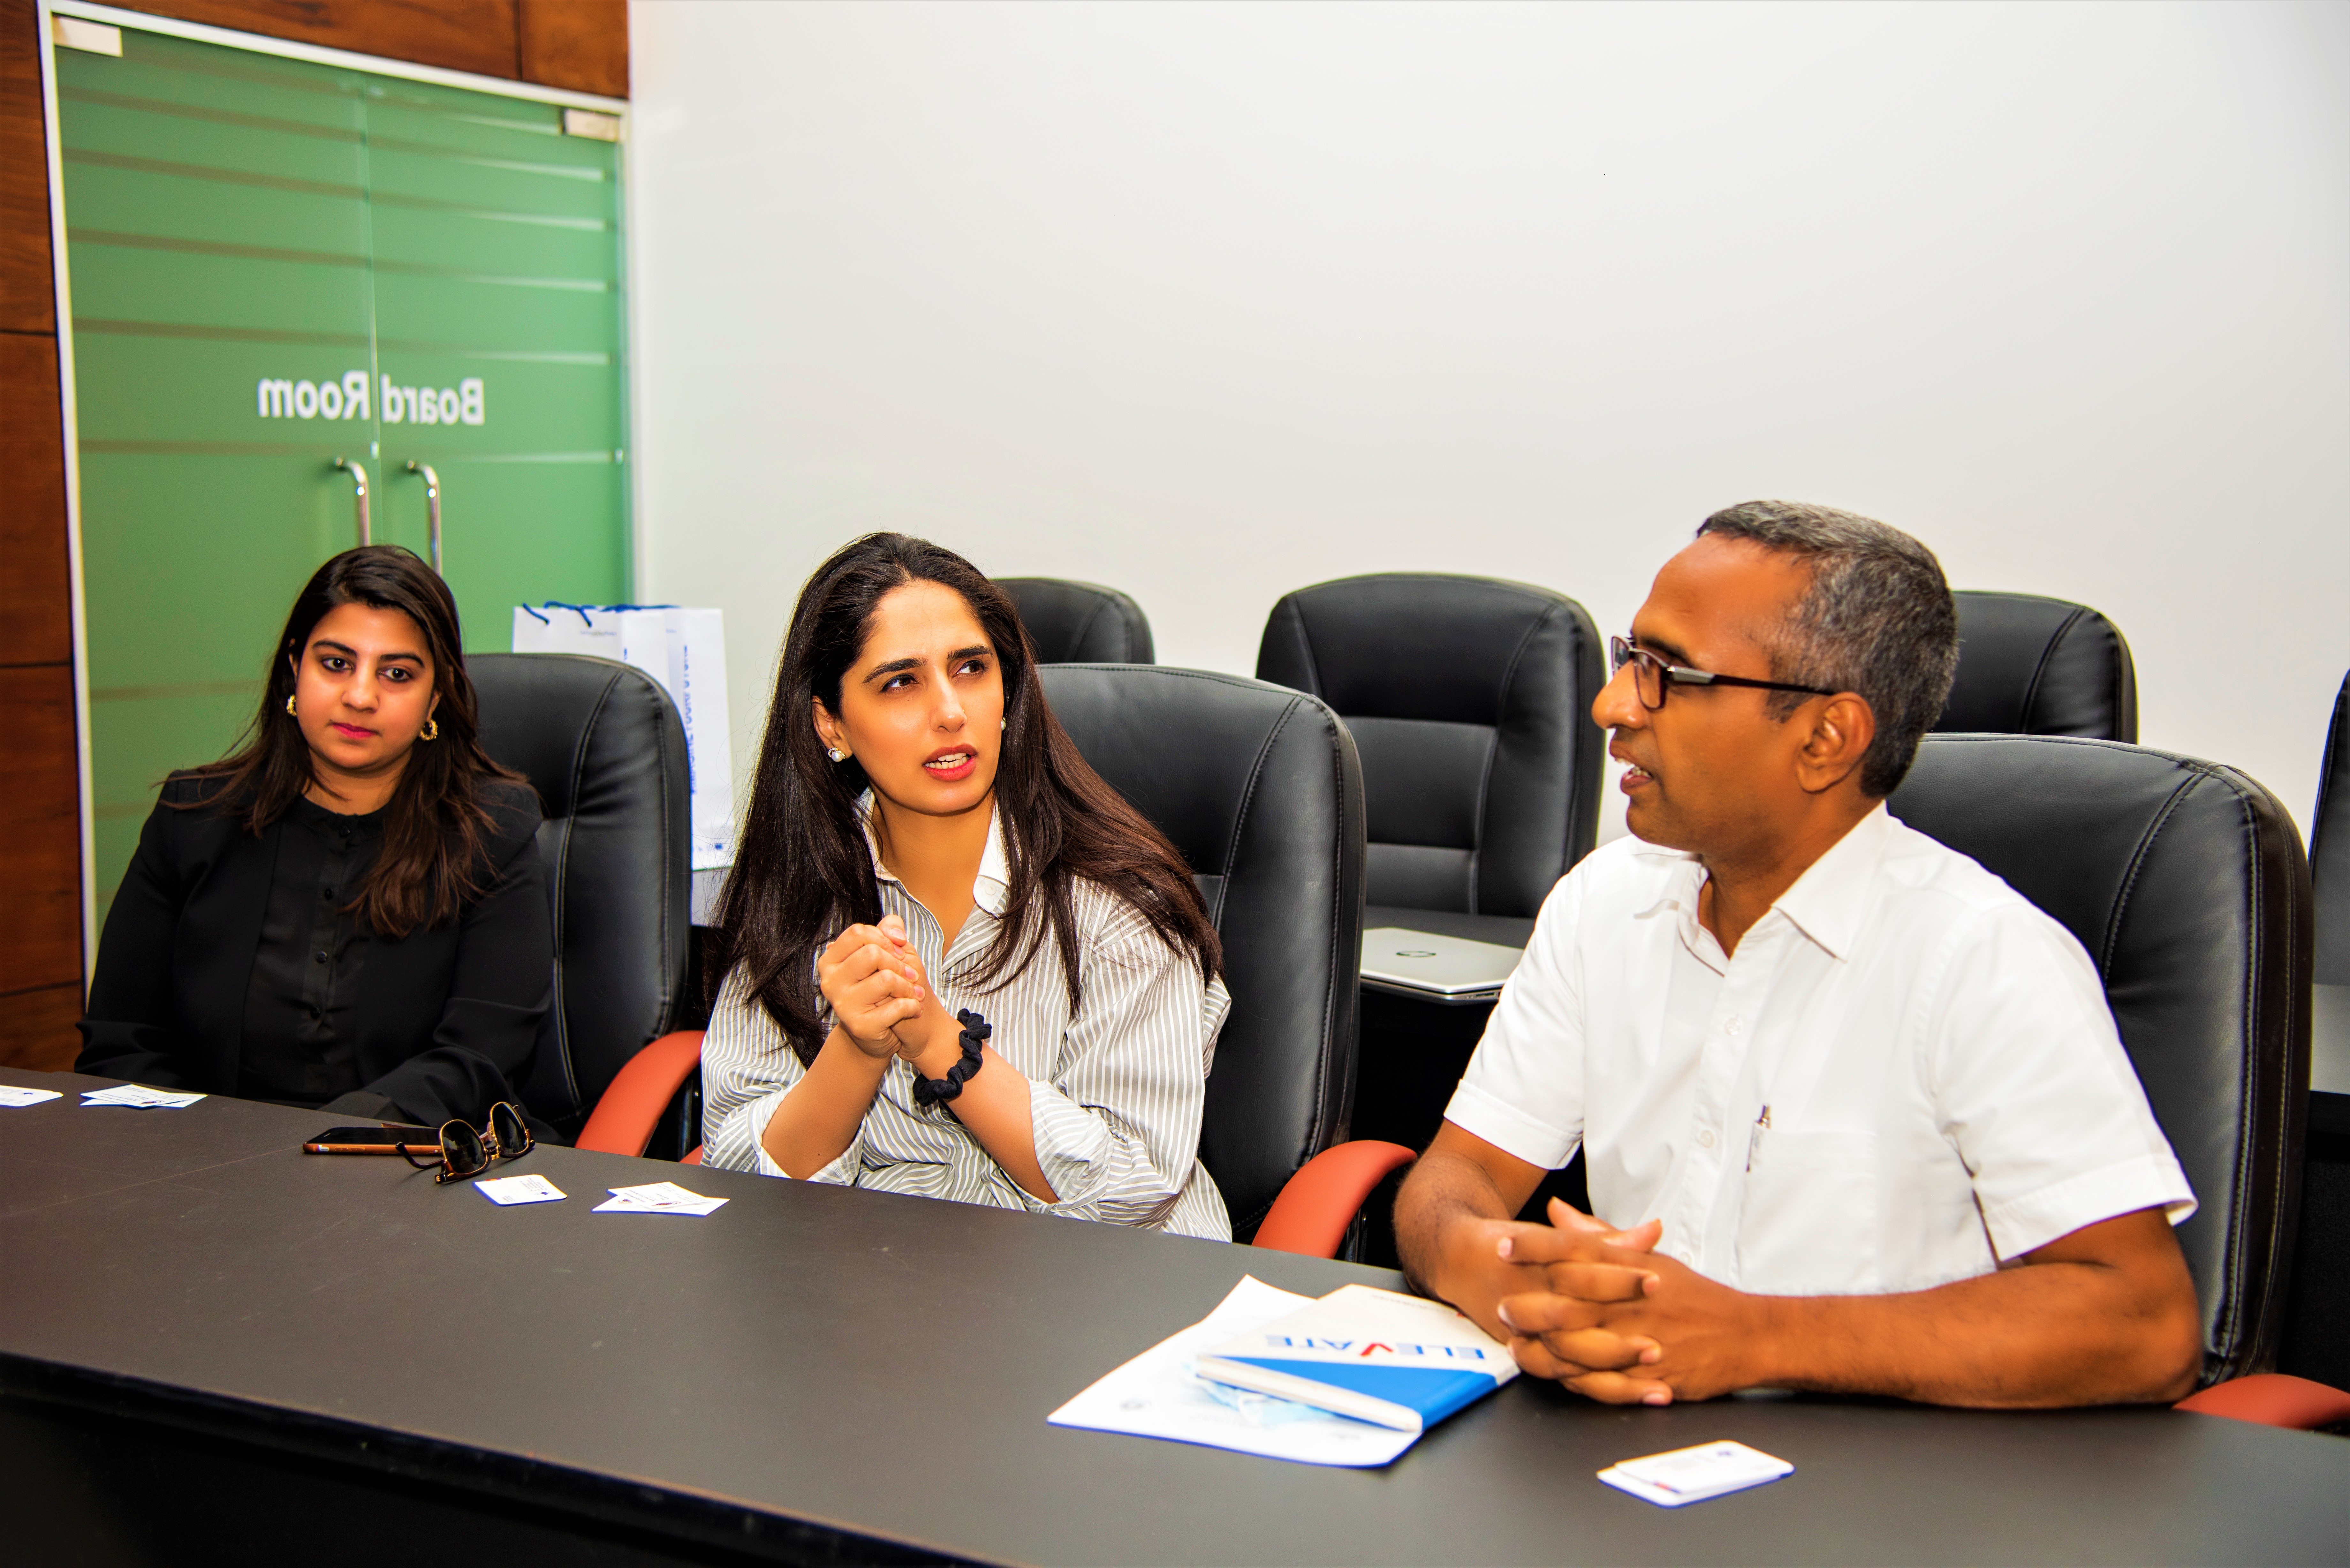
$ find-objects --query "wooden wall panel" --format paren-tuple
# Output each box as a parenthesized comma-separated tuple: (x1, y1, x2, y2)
(0, 667, 81, 995)
(111, 0, 522, 82)
(2, 0, 79, 1065)
(519, 0, 625, 99)
(0, 332, 72, 667)
(0, 0, 53, 335)
(0, 981, 85, 1070)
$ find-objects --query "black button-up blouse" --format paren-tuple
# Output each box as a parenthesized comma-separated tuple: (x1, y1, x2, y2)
(236, 795, 383, 1109)
(78, 773, 552, 1131)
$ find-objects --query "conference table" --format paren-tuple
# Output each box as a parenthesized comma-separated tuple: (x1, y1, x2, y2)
(1, 1067, 2342, 1567)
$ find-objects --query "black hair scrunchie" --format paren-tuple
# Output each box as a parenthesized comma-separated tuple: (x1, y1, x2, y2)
(911, 1009, 990, 1107)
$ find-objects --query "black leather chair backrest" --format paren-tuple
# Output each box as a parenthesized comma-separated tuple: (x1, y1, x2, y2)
(1937, 591, 2138, 740)
(471, 654, 693, 1137)
(997, 578, 1155, 664)
(2315, 673, 2350, 986)
(1255, 573, 1604, 918)
(1037, 665, 1365, 1239)
(1886, 734, 2310, 1383)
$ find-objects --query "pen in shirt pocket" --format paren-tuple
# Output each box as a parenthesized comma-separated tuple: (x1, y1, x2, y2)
(1746, 1105, 1770, 1172)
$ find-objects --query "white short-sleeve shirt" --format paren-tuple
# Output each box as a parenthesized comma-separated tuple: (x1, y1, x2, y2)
(1444, 803, 2194, 1296)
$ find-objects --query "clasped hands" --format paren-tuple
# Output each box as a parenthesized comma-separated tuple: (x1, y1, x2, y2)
(815, 916, 960, 1075)
(1479, 1198, 1760, 1406)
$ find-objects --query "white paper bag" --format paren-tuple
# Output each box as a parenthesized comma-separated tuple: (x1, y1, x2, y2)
(512, 604, 736, 870)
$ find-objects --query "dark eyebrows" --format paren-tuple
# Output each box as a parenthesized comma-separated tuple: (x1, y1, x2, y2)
(311, 638, 425, 665)
(861, 646, 994, 684)
(1632, 631, 1694, 666)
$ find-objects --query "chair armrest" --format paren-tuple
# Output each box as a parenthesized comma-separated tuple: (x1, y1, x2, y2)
(2175, 1373, 2350, 1429)
(574, 1030, 706, 1157)
(1250, 1141, 1417, 1257)
(681, 1145, 704, 1165)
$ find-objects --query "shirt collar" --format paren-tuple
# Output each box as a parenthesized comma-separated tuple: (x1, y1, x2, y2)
(857, 791, 1012, 919)
(1631, 802, 1893, 964)
(1765, 802, 1895, 961)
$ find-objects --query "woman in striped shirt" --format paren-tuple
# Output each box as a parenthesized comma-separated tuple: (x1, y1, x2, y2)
(700, 534, 1232, 1239)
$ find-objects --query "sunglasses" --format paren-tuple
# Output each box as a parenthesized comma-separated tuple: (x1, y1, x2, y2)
(400, 1101, 534, 1184)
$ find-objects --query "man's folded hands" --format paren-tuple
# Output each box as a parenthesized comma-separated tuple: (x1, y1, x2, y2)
(1491, 1198, 1728, 1406)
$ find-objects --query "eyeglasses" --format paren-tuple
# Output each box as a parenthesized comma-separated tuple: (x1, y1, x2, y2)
(400, 1101, 534, 1184)
(1609, 635, 1840, 712)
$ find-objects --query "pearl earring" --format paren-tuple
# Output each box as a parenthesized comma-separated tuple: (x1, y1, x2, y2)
(827, 747, 848, 762)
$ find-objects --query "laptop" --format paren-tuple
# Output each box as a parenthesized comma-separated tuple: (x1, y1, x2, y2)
(1359, 927, 1525, 1003)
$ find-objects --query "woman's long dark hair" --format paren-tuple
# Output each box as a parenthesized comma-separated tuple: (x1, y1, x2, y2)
(713, 533, 1221, 1065)
(182, 545, 523, 939)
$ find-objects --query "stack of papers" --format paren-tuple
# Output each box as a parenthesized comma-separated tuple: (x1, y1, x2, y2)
(0, 1086, 64, 1107)
(1598, 1440, 1794, 1506)
(81, 1084, 205, 1109)
(594, 1180, 726, 1216)
(1050, 1277, 1426, 1467)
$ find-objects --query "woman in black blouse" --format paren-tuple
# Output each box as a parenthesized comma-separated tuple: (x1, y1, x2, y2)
(79, 546, 551, 1131)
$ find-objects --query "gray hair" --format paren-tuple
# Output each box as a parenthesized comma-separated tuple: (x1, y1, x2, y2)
(1695, 500, 1958, 798)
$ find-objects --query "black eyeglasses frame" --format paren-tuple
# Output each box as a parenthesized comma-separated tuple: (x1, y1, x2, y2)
(1608, 635, 1841, 712)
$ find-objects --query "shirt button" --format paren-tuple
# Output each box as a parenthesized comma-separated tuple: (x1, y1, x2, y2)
(1724, 1016, 1743, 1036)
(1697, 1129, 1716, 1149)
(313, 951, 328, 964)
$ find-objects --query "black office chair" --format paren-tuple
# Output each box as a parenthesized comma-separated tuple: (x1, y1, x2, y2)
(471, 654, 694, 1142)
(997, 578, 1155, 664)
(1936, 591, 2138, 740)
(1038, 664, 1383, 1245)
(2314, 673, 2348, 986)
(1255, 574, 1606, 918)
(1886, 734, 2309, 1385)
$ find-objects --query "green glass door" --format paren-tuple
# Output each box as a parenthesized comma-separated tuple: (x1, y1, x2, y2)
(55, 24, 629, 923)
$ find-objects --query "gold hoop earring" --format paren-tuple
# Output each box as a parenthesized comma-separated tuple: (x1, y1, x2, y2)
(419, 718, 440, 742)
(285, 694, 297, 717)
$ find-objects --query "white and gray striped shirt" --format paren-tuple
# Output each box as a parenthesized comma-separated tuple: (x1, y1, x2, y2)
(701, 804, 1232, 1240)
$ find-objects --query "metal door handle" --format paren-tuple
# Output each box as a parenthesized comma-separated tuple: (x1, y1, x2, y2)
(334, 457, 370, 545)
(406, 461, 443, 574)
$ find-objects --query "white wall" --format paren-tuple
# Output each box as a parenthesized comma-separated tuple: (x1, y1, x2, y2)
(627, 0, 2349, 844)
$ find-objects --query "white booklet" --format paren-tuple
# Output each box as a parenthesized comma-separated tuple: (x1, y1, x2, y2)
(1050, 1277, 1424, 1467)
(1194, 1283, 1518, 1432)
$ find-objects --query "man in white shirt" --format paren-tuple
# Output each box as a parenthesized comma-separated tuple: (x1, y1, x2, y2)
(1394, 501, 2202, 1409)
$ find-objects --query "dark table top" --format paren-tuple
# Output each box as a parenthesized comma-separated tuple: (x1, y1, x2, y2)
(1, 1066, 2342, 1566)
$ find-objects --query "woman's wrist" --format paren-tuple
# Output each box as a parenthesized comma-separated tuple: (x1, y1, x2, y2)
(905, 1011, 968, 1079)
(827, 1022, 900, 1068)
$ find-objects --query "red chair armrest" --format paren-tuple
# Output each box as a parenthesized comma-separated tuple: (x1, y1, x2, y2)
(681, 1145, 704, 1165)
(2175, 1373, 2350, 1429)
(1250, 1141, 1417, 1258)
(573, 1030, 706, 1157)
